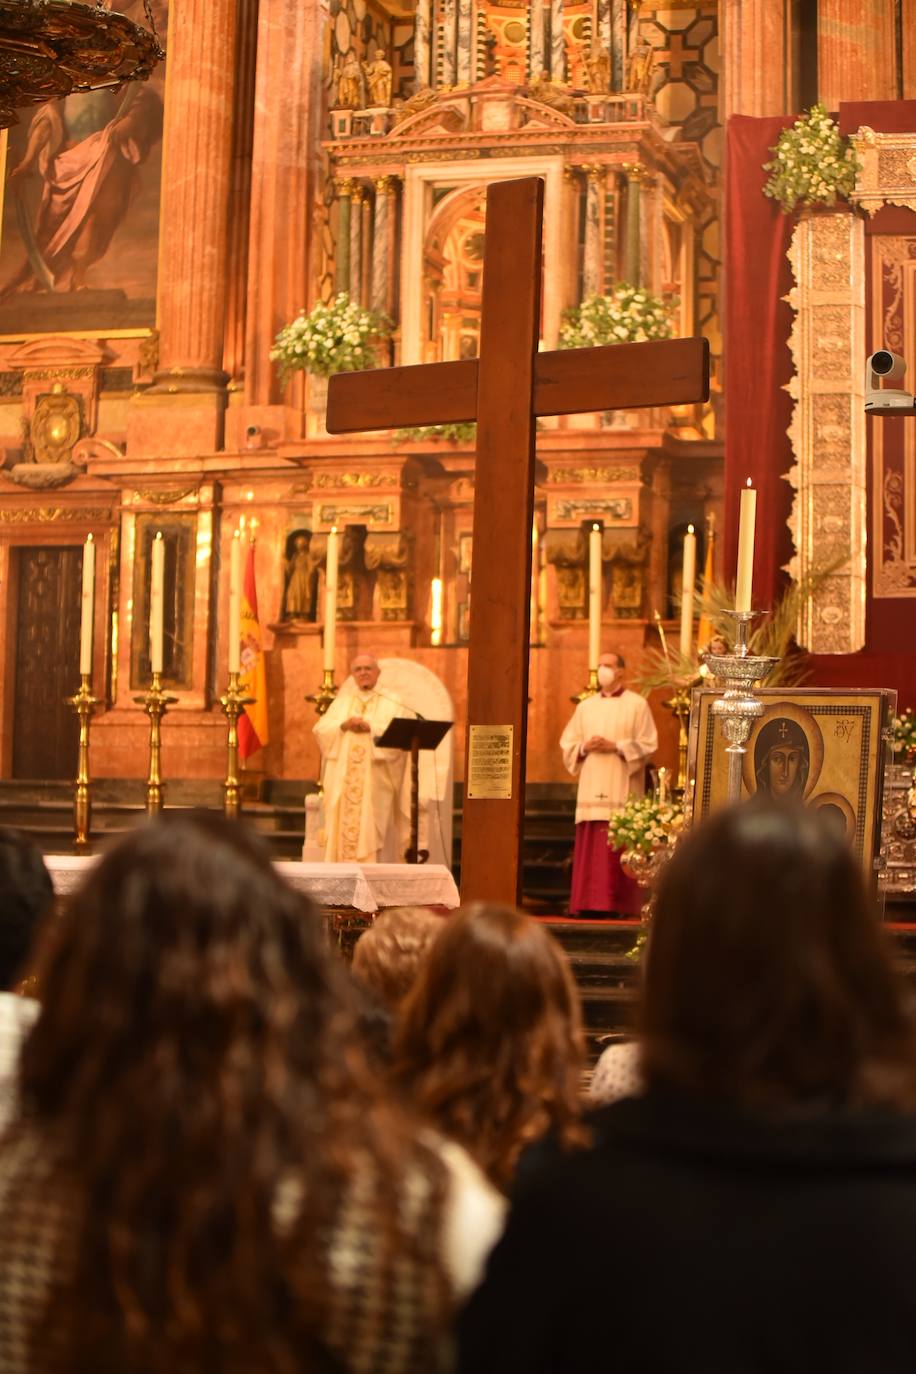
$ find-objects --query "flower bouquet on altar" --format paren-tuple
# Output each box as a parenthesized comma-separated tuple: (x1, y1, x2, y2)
(270, 292, 391, 384)
(892, 709, 916, 764)
(608, 793, 686, 883)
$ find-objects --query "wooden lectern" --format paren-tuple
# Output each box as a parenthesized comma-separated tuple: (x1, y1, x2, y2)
(375, 717, 452, 865)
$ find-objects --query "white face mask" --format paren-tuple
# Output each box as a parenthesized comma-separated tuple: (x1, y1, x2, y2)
(597, 664, 618, 689)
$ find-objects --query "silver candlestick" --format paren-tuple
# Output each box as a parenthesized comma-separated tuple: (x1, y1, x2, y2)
(702, 611, 779, 804)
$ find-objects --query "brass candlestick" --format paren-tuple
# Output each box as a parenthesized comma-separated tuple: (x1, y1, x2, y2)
(65, 674, 100, 850)
(134, 671, 177, 816)
(571, 667, 599, 704)
(306, 668, 338, 717)
(219, 671, 255, 818)
(663, 682, 692, 794)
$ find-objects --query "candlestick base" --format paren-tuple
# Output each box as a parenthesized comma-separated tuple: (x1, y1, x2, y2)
(662, 682, 693, 795)
(219, 671, 255, 819)
(134, 671, 178, 816)
(306, 668, 338, 717)
(65, 673, 100, 850)
(571, 667, 599, 704)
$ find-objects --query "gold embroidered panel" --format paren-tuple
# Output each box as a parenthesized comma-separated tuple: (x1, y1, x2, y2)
(785, 208, 867, 654)
(870, 234, 916, 598)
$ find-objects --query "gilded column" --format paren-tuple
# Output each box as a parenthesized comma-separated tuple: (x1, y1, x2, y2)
(457, 0, 473, 84)
(818, 0, 896, 106)
(151, 0, 238, 392)
(530, 0, 545, 75)
(242, 0, 324, 411)
(550, 0, 565, 81)
(336, 180, 353, 295)
(624, 164, 642, 286)
(349, 184, 363, 304)
(583, 167, 603, 300)
(441, 0, 457, 85)
(371, 177, 395, 316)
(415, 0, 431, 88)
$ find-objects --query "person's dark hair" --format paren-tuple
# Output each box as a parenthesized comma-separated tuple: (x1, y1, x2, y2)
(392, 903, 587, 1190)
(0, 812, 449, 1373)
(0, 827, 53, 990)
(640, 802, 916, 1111)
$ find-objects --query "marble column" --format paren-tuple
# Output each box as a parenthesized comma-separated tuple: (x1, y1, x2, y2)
(349, 185, 363, 304)
(415, 0, 431, 88)
(624, 165, 641, 287)
(530, 0, 545, 76)
(150, 0, 238, 395)
(583, 168, 603, 300)
(720, 0, 789, 120)
(550, 0, 565, 81)
(222, 0, 259, 388)
(242, 0, 323, 415)
(441, 0, 457, 86)
(596, 0, 611, 55)
(818, 0, 896, 107)
(371, 178, 394, 316)
(336, 180, 353, 296)
(456, 0, 473, 84)
(611, 0, 626, 91)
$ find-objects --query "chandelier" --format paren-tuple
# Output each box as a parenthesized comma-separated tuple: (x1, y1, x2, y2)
(0, 0, 163, 130)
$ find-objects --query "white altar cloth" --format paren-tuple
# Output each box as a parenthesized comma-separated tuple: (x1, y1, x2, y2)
(45, 855, 459, 915)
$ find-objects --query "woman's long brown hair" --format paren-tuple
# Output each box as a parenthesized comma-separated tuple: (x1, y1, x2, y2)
(0, 813, 449, 1374)
(641, 802, 916, 1112)
(392, 903, 586, 1190)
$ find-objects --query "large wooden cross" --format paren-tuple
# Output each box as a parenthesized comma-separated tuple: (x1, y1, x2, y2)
(327, 177, 708, 906)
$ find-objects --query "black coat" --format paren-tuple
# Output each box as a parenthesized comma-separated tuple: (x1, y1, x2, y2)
(459, 1091, 916, 1374)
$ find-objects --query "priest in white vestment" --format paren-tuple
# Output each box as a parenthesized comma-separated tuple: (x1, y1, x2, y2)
(559, 650, 658, 916)
(313, 654, 410, 864)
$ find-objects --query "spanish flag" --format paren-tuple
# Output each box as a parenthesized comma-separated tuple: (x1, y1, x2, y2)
(238, 542, 269, 760)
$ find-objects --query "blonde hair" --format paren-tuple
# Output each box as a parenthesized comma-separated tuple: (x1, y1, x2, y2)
(352, 906, 444, 1010)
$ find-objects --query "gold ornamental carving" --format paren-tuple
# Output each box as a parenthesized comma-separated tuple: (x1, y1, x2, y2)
(785, 208, 867, 653)
(129, 485, 199, 506)
(548, 465, 640, 484)
(29, 382, 80, 464)
(851, 128, 916, 216)
(312, 471, 392, 489)
(0, 506, 112, 524)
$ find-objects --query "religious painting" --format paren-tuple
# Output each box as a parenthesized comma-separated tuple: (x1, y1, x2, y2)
(130, 513, 196, 691)
(0, 0, 169, 337)
(689, 688, 896, 876)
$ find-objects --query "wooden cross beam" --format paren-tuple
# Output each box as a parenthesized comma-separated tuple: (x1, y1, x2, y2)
(327, 176, 709, 906)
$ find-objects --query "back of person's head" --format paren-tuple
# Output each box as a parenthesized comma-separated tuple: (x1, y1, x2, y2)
(352, 905, 443, 1011)
(4, 812, 450, 1373)
(641, 801, 916, 1111)
(0, 828, 53, 992)
(393, 903, 585, 1188)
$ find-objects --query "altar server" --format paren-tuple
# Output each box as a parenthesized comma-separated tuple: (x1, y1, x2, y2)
(559, 651, 657, 917)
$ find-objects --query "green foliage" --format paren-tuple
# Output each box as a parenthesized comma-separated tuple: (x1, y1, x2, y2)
(763, 104, 860, 214)
(559, 284, 677, 349)
(395, 422, 477, 443)
(607, 795, 686, 856)
(270, 293, 390, 382)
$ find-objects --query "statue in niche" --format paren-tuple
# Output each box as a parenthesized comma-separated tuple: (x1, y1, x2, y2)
(626, 44, 655, 95)
(336, 52, 364, 110)
(281, 530, 318, 622)
(365, 49, 393, 108)
(585, 43, 611, 93)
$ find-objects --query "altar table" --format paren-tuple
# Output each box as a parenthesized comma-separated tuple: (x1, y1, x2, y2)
(44, 855, 459, 915)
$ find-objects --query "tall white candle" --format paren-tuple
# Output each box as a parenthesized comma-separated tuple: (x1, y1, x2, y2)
(228, 528, 242, 674)
(588, 522, 602, 671)
(79, 534, 95, 676)
(150, 531, 165, 675)
(323, 526, 339, 673)
(679, 524, 696, 658)
(735, 480, 757, 614)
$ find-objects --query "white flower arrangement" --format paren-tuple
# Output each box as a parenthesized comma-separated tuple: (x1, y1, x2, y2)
(892, 708, 916, 759)
(763, 104, 860, 214)
(270, 293, 390, 383)
(559, 284, 677, 350)
(607, 794, 686, 857)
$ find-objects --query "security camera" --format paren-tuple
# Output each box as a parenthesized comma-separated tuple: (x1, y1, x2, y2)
(865, 350, 916, 413)
(244, 424, 263, 450)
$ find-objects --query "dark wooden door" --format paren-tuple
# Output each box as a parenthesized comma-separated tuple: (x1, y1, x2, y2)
(13, 547, 82, 779)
